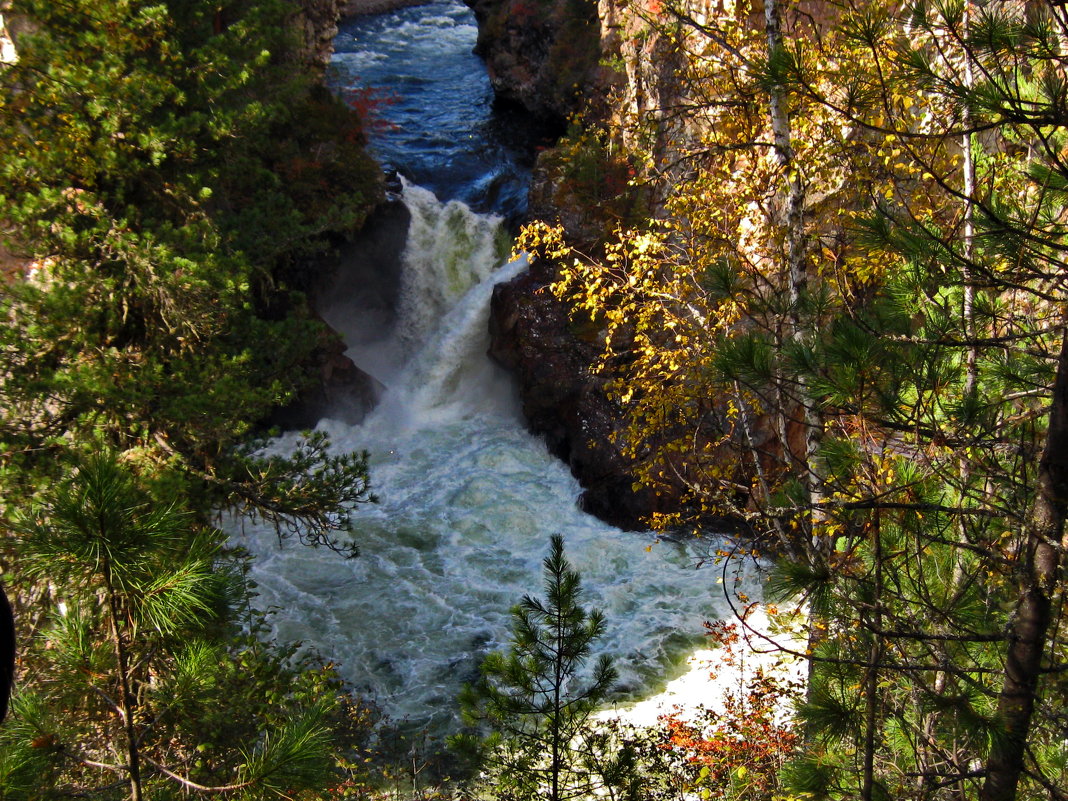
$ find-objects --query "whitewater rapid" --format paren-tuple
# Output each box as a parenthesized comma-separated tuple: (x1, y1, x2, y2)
(228, 184, 754, 736)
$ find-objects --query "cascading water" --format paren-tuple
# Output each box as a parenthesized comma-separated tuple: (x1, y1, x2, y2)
(229, 0, 758, 739)
(234, 183, 752, 735)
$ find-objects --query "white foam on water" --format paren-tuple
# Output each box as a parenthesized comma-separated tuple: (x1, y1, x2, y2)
(228, 185, 758, 735)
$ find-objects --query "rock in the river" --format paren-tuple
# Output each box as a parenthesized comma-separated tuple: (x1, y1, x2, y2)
(489, 259, 667, 530)
(474, 0, 750, 530)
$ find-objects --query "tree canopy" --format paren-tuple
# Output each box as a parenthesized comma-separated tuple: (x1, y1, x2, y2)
(0, 0, 380, 540)
(0, 0, 382, 796)
(521, 0, 1068, 798)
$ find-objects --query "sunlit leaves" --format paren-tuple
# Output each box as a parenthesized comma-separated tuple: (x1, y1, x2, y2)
(0, 3, 381, 795)
(655, 621, 801, 800)
(0, 0, 380, 539)
(528, 0, 1068, 795)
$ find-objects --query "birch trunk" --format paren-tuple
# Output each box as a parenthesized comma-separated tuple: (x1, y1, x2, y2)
(764, 0, 823, 563)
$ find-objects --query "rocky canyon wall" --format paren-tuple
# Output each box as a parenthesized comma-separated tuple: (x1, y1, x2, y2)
(478, 0, 700, 529)
(464, 0, 604, 122)
(293, 0, 348, 70)
(481, 0, 849, 531)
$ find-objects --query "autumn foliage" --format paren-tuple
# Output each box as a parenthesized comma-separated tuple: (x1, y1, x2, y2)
(655, 621, 801, 801)
(522, 0, 1068, 798)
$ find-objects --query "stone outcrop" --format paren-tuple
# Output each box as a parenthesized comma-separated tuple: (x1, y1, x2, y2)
(478, 0, 720, 529)
(488, 259, 664, 529)
(274, 190, 411, 429)
(472, 0, 672, 528)
(463, 0, 604, 123)
(291, 0, 347, 71)
(269, 329, 385, 429)
(269, 322, 382, 432)
(276, 1, 404, 427)
(481, 0, 851, 530)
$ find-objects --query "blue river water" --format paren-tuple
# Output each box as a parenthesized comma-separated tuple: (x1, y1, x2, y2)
(329, 0, 553, 222)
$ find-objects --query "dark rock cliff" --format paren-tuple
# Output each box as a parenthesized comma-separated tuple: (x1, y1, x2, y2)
(479, 0, 843, 531)
(488, 259, 663, 529)
(274, 0, 398, 428)
(474, 0, 681, 528)
(272, 196, 410, 428)
(464, 0, 603, 123)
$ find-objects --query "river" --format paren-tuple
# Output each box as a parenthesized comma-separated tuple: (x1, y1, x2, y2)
(228, 0, 754, 740)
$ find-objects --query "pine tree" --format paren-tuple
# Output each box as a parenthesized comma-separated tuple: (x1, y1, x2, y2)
(0, 0, 379, 546)
(453, 534, 618, 801)
(773, 2, 1068, 797)
(9, 451, 341, 798)
(528, 0, 1068, 797)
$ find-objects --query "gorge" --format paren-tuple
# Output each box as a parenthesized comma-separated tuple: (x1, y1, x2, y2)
(5, 0, 1067, 797)
(231, 0, 753, 739)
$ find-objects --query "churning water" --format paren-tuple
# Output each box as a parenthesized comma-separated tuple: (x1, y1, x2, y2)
(229, 1, 752, 737)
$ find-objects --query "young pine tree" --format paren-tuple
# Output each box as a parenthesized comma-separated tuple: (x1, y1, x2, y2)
(453, 534, 618, 801)
(8, 451, 341, 799)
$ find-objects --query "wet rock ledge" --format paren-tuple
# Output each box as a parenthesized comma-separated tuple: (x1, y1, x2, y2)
(489, 260, 666, 531)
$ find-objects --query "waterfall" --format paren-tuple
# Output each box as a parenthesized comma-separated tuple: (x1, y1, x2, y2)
(229, 185, 755, 736)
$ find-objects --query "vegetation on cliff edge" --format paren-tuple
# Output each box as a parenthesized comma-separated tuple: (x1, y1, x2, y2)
(521, 0, 1068, 798)
(0, 0, 382, 796)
